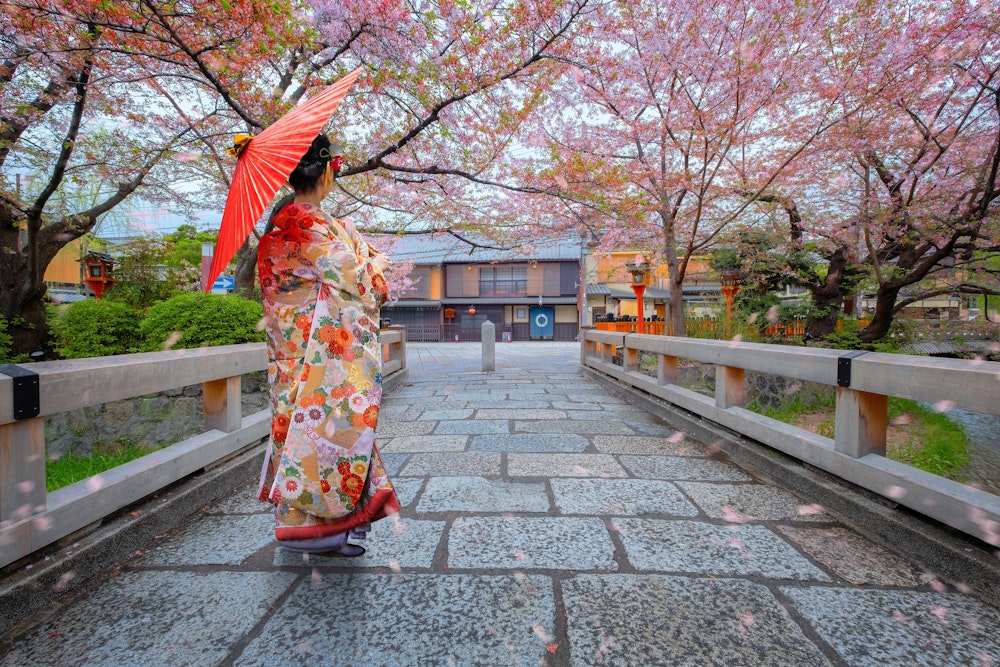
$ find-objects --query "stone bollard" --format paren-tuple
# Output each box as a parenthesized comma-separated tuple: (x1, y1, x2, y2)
(481, 320, 495, 372)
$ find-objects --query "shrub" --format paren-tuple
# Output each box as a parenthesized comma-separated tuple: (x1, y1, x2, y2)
(49, 299, 143, 359)
(0, 314, 13, 362)
(139, 292, 264, 351)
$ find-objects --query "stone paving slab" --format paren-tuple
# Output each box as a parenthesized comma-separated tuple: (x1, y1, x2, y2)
(507, 453, 630, 478)
(434, 419, 510, 434)
(777, 525, 927, 586)
(677, 481, 832, 523)
(475, 408, 567, 419)
(780, 587, 1000, 666)
(552, 478, 700, 517)
(380, 434, 468, 452)
(513, 420, 636, 435)
(613, 518, 832, 580)
(417, 476, 551, 513)
(592, 434, 704, 456)
(142, 514, 275, 566)
(416, 408, 474, 420)
(209, 491, 269, 515)
(372, 420, 437, 437)
(449, 517, 618, 570)
(398, 452, 502, 477)
(380, 452, 410, 476)
(471, 433, 589, 452)
(619, 454, 754, 481)
(234, 574, 555, 666)
(0, 571, 298, 667)
(562, 574, 833, 666)
(391, 476, 424, 508)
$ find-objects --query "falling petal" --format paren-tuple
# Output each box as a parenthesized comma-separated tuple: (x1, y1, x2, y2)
(163, 331, 181, 350)
(933, 400, 954, 413)
(797, 504, 825, 516)
(930, 580, 948, 593)
(721, 506, 748, 523)
(533, 624, 553, 642)
(389, 560, 402, 573)
(892, 413, 913, 425)
(885, 485, 907, 499)
(15, 480, 35, 494)
(87, 476, 104, 492)
(547, 644, 559, 653)
(667, 431, 685, 443)
(311, 568, 322, 583)
(931, 605, 949, 624)
(34, 516, 53, 532)
(52, 571, 76, 592)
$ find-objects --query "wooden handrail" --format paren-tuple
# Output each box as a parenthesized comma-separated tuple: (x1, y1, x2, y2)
(0, 334, 407, 569)
(580, 330, 1000, 547)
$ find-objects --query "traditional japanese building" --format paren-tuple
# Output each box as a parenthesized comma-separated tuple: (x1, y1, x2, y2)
(382, 234, 583, 341)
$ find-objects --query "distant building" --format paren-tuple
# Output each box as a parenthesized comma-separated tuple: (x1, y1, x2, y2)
(383, 234, 583, 341)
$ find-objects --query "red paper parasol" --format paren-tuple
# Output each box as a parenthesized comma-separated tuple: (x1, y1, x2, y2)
(206, 67, 362, 290)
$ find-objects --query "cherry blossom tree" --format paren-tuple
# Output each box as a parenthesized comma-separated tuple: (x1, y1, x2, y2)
(1, 0, 597, 356)
(525, 0, 853, 336)
(762, 1, 1000, 343)
(0, 0, 295, 356)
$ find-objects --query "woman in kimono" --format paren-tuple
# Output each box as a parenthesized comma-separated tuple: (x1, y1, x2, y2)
(256, 133, 399, 557)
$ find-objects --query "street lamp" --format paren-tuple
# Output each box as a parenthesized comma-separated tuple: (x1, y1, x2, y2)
(625, 254, 651, 334)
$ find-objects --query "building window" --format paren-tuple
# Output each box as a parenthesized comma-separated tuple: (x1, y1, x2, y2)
(479, 265, 527, 297)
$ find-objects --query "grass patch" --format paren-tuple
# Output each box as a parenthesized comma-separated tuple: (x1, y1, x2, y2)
(748, 393, 969, 480)
(46, 438, 156, 492)
(887, 398, 970, 478)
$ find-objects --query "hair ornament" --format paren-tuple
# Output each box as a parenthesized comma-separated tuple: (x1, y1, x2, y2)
(226, 133, 254, 159)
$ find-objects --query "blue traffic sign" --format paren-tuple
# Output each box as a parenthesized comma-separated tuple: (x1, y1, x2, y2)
(212, 276, 235, 290)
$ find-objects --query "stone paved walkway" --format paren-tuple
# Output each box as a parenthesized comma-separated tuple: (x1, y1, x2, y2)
(2, 342, 999, 666)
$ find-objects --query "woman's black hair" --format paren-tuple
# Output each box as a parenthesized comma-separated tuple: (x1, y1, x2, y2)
(287, 133, 332, 192)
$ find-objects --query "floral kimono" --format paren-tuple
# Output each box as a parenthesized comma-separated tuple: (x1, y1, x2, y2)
(257, 201, 399, 542)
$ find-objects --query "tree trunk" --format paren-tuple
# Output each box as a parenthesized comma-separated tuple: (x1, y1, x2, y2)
(805, 246, 850, 340)
(0, 252, 49, 358)
(660, 210, 686, 337)
(858, 282, 902, 343)
(233, 237, 258, 300)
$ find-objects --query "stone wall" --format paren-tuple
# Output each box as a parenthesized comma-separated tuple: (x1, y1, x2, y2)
(45, 372, 270, 459)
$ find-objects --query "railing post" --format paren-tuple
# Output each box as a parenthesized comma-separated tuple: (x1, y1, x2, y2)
(481, 320, 495, 372)
(834, 387, 887, 457)
(715, 365, 745, 409)
(624, 339, 639, 373)
(657, 354, 678, 386)
(386, 324, 407, 370)
(203, 376, 242, 433)
(0, 417, 46, 523)
(579, 326, 594, 365)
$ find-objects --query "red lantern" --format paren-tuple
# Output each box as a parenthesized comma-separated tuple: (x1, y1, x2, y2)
(468, 306, 477, 315)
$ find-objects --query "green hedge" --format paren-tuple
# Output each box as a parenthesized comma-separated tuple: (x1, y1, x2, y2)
(49, 300, 143, 359)
(139, 292, 264, 351)
(46, 293, 264, 359)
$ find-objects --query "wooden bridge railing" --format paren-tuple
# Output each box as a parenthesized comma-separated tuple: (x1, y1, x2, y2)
(580, 329, 1000, 548)
(0, 327, 407, 569)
